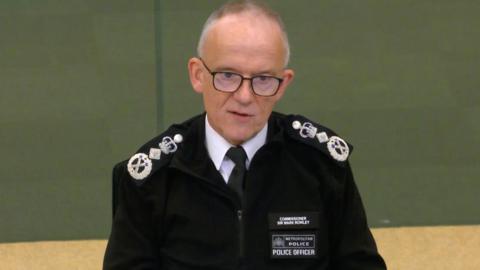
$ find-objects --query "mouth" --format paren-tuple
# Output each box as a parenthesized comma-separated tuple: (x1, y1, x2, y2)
(228, 110, 253, 118)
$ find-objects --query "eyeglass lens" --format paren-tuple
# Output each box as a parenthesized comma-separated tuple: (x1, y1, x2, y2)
(214, 72, 280, 96)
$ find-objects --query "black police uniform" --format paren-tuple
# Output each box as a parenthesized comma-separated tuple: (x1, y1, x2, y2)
(104, 112, 386, 270)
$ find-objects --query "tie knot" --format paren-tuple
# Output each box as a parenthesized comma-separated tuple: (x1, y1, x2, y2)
(226, 146, 247, 167)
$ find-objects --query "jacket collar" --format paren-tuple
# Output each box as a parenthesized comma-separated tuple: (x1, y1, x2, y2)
(169, 112, 286, 185)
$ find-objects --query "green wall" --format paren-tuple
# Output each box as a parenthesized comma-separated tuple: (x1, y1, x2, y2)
(1, 0, 479, 243)
(0, 1, 157, 242)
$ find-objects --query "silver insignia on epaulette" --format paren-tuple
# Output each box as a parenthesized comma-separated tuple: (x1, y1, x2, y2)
(159, 136, 178, 154)
(127, 153, 153, 180)
(292, 120, 302, 130)
(327, 136, 349, 161)
(292, 120, 349, 162)
(292, 120, 323, 140)
(316, 132, 329, 143)
(173, 134, 183, 143)
(299, 122, 318, 138)
(149, 148, 161, 160)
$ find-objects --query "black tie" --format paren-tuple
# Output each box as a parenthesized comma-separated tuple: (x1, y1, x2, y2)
(226, 146, 247, 200)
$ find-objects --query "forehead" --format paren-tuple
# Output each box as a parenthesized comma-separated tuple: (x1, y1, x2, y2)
(203, 12, 286, 72)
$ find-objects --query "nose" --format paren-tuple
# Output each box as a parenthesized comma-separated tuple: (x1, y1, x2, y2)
(232, 79, 254, 104)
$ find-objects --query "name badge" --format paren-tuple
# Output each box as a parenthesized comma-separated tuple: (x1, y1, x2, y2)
(269, 212, 319, 259)
(269, 212, 319, 230)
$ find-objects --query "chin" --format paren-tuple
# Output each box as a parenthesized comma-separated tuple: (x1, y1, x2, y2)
(227, 131, 255, 145)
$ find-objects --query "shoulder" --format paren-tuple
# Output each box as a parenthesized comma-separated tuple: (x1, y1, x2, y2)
(273, 113, 353, 167)
(122, 114, 203, 185)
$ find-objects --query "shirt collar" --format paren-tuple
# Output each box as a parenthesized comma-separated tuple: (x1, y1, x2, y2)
(205, 114, 268, 170)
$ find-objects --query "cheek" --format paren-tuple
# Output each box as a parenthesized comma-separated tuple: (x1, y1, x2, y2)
(203, 89, 229, 112)
(257, 98, 277, 114)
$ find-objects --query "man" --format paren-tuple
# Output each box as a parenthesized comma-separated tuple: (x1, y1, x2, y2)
(104, 1, 386, 269)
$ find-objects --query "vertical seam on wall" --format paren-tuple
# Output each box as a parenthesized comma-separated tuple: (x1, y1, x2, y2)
(154, 0, 164, 132)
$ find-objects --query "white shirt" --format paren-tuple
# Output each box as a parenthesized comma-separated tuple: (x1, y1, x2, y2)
(205, 115, 268, 183)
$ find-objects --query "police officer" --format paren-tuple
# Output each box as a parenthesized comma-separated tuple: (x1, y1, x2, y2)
(103, 1, 387, 269)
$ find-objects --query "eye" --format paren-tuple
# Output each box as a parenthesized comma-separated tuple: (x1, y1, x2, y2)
(254, 76, 275, 85)
(220, 72, 235, 79)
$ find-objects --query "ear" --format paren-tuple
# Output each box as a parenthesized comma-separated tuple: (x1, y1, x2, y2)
(273, 68, 295, 101)
(188, 57, 204, 94)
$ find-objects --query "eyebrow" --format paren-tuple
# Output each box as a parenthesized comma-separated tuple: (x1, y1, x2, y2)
(214, 66, 277, 76)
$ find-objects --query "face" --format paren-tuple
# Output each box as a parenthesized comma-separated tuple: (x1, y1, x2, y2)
(189, 12, 294, 145)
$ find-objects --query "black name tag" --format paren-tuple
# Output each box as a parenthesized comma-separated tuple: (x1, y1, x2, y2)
(269, 212, 319, 259)
(269, 212, 319, 230)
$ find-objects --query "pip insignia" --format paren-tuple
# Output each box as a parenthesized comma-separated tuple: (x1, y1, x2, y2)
(316, 131, 329, 143)
(149, 148, 161, 160)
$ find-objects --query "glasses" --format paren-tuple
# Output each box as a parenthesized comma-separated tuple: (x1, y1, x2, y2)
(199, 58, 284, 97)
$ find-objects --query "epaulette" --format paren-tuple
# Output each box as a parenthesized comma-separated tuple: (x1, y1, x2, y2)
(285, 114, 353, 166)
(125, 125, 186, 185)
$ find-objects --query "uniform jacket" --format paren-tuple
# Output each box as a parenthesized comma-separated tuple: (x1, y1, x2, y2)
(104, 112, 386, 270)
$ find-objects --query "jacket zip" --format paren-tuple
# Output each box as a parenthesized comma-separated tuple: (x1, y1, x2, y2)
(237, 209, 244, 260)
(170, 166, 245, 263)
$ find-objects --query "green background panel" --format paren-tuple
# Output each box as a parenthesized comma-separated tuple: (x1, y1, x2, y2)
(0, 1, 157, 242)
(0, 0, 479, 243)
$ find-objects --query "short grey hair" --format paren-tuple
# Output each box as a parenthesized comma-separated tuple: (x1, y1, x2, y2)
(197, 0, 291, 67)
